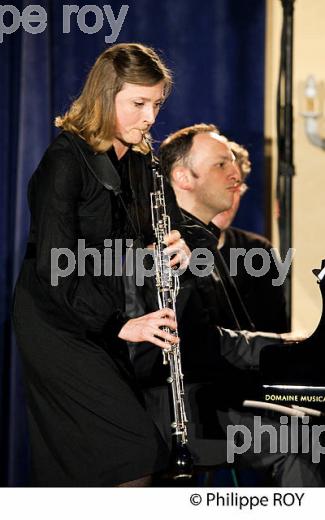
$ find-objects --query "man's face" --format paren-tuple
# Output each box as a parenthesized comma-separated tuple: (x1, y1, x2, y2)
(187, 132, 241, 220)
(213, 189, 241, 230)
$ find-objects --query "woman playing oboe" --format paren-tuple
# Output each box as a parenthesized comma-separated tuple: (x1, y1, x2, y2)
(13, 43, 189, 487)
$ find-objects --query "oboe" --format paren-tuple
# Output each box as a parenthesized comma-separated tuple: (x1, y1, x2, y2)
(149, 148, 193, 479)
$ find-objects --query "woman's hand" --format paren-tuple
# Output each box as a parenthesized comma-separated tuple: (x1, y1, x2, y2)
(118, 308, 179, 349)
(163, 230, 191, 270)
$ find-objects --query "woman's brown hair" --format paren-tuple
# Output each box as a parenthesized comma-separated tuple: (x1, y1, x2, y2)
(55, 43, 172, 153)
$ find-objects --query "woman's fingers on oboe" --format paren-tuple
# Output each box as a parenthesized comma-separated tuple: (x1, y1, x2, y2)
(164, 233, 191, 269)
(117, 308, 178, 346)
(148, 336, 173, 350)
(147, 329, 179, 349)
(169, 250, 190, 269)
(156, 318, 177, 330)
(163, 229, 181, 246)
(152, 308, 175, 320)
(159, 329, 179, 344)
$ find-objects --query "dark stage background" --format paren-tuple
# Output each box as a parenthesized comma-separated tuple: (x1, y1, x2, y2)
(0, 0, 266, 485)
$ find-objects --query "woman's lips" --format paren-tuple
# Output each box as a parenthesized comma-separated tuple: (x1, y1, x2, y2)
(227, 184, 241, 192)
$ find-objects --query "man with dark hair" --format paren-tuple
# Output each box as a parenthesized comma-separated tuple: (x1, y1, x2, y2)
(132, 124, 323, 486)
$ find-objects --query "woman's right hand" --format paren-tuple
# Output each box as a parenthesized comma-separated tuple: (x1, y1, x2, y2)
(118, 308, 179, 349)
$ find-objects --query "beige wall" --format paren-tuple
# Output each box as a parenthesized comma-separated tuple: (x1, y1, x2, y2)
(265, 0, 325, 334)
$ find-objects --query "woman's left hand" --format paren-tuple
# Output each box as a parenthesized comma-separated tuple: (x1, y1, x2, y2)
(163, 230, 191, 270)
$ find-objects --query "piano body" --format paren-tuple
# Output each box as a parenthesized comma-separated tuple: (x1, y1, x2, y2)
(259, 261, 325, 413)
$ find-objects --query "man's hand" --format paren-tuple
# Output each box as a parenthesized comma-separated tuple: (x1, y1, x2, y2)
(280, 331, 307, 343)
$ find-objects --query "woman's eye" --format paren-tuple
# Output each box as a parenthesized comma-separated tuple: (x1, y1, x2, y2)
(155, 102, 163, 108)
(134, 102, 144, 107)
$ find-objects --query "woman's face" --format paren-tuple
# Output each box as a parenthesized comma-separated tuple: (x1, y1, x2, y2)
(114, 81, 165, 147)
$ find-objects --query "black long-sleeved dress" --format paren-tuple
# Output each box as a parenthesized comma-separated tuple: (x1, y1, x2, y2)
(13, 131, 181, 486)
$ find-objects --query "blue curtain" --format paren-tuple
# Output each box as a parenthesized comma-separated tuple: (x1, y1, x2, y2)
(0, 0, 266, 485)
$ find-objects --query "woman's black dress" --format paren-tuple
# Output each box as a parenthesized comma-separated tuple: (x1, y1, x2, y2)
(13, 131, 181, 486)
